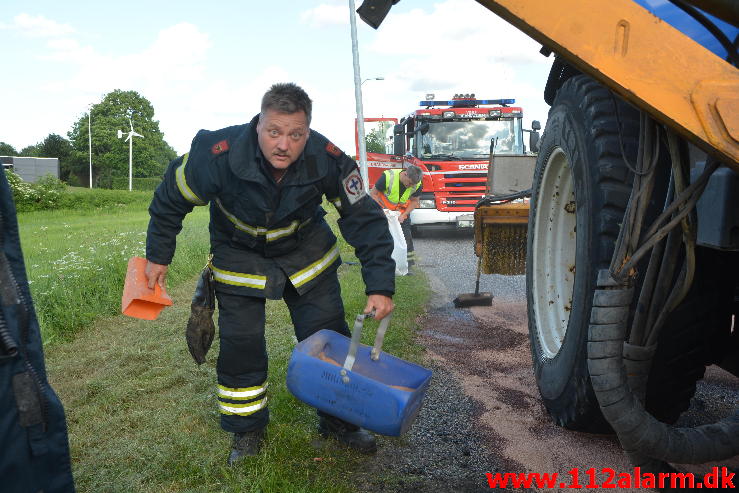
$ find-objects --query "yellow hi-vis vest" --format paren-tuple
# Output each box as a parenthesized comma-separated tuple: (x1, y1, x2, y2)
(380, 169, 421, 211)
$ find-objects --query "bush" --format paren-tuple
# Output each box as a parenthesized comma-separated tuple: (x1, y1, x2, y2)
(111, 176, 162, 191)
(5, 169, 155, 212)
(57, 187, 153, 211)
(5, 170, 68, 212)
(65, 174, 83, 187)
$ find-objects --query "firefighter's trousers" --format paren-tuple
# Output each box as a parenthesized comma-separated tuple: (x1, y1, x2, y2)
(215, 271, 350, 433)
(400, 219, 415, 265)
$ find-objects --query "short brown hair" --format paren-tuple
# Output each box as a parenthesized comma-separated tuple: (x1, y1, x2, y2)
(261, 82, 312, 125)
(405, 164, 423, 184)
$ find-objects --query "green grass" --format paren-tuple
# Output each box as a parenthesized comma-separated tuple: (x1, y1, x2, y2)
(18, 194, 210, 344)
(31, 191, 430, 492)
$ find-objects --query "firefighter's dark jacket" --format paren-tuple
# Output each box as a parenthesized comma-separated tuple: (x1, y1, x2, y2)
(0, 171, 75, 492)
(147, 114, 395, 299)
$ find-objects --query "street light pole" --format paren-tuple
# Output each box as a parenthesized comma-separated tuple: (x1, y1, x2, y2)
(348, 0, 369, 187)
(128, 136, 133, 192)
(362, 76, 384, 85)
(88, 106, 93, 188)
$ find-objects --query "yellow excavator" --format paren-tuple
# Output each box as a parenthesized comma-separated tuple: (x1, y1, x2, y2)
(358, 0, 739, 475)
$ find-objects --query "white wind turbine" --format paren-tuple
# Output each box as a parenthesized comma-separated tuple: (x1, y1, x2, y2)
(117, 117, 143, 191)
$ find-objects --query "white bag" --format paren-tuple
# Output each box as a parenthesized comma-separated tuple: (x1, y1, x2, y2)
(384, 209, 408, 276)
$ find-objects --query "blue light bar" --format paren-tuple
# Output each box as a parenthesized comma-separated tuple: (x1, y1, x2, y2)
(419, 98, 515, 107)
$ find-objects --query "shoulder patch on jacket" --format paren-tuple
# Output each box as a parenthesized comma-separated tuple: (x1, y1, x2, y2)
(325, 142, 342, 157)
(211, 140, 229, 155)
(342, 168, 366, 205)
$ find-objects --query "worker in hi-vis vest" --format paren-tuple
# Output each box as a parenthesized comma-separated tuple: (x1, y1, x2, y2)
(370, 165, 423, 268)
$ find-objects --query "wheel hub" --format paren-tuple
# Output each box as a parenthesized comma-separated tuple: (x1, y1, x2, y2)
(531, 147, 577, 359)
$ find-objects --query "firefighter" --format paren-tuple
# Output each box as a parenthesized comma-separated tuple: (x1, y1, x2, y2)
(0, 170, 76, 492)
(145, 83, 395, 465)
(370, 165, 423, 268)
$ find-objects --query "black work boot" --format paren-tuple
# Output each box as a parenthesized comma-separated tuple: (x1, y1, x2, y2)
(227, 428, 265, 465)
(318, 415, 377, 454)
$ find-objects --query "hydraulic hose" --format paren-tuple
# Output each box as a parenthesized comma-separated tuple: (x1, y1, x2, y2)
(587, 270, 739, 465)
(475, 189, 531, 208)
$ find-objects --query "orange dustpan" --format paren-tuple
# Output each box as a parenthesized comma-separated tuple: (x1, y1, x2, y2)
(121, 256, 173, 320)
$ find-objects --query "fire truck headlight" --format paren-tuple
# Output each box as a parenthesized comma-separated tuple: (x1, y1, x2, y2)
(419, 199, 436, 209)
(489, 110, 501, 117)
(442, 111, 455, 119)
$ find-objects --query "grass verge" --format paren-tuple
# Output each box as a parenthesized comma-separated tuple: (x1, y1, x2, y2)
(18, 194, 209, 344)
(39, 197, 430, 492)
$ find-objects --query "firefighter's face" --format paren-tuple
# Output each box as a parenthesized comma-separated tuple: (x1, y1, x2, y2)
(257, 109, 310, 169)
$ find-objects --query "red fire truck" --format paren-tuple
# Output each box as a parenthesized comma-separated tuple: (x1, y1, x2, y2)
(359, 94, 540, 233)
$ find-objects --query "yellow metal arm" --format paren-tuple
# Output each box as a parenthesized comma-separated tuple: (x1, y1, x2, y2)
(476, 0, 739, 169)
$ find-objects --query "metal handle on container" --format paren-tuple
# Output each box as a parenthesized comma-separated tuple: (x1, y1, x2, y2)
(371, 313, 391, 361)
(341, 311, 392, 383)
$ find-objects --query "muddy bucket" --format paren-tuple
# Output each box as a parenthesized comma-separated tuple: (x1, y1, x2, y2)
(286, 313, 432, 436)
(121, 256, 172, 320)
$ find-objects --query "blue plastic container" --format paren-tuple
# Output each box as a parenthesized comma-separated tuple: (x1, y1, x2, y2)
(286, 328, 433, 436)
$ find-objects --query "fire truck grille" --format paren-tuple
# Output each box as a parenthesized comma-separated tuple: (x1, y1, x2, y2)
(443, 173, 487, 179)
(446, 190, 485, 196)
(443, 174, 487, 188)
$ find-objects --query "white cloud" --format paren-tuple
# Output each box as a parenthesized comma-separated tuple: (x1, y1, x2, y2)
(300, 3, 347, 28)
(3, 18, 229, 152)
(40, 22, 210, 91)
(370, 1, 544, 63)
(5, 15, 299, 154)
(10, 13, 75, 38)
(155, 65, 292, 153)
(46, 38, 80, 51)
(1, 1, 554, 157)
(354, 0, 552, 141)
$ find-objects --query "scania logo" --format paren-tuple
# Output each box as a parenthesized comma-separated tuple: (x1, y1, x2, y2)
(458, 164, 488, 170)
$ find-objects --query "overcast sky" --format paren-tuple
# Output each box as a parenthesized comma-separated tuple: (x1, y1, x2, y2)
(1, 0, 554, 157)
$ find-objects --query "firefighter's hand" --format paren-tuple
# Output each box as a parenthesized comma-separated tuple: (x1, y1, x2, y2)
(364, 294, 394, 320)
(398, 212, 408, 223)
(145, 261, 168, 290)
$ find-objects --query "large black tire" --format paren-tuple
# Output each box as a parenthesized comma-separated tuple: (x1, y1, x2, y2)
(645, 247, 738, 424)
(526, 75, 637, 432)
(527, 73, 735, 433)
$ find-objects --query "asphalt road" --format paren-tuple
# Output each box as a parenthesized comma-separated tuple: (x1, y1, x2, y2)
(413, 228, 526, 304)
(359, 228, 738, 493)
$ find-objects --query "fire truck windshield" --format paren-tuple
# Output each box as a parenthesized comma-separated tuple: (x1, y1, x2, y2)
(417, 119, 522, 159)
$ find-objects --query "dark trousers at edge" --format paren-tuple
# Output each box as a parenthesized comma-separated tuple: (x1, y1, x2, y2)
(401, 219, 415, 265)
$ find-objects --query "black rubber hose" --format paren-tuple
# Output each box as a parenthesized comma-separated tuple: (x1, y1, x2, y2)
(615, 159, 718, 279)
(587, 270, 739, 464)
(629, 178, 673, 346)
(475, 189, 531, 208)
(670, 0, 738, 66)
(688, 0, 739, 27)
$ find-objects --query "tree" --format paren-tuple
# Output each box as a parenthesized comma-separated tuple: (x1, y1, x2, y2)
(19, 144, 41, 157)
(39, 134, 74, 181)
(0, 142, 17, 156)
(67, 90, 177, 187)
(365, 121, 393, 154)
